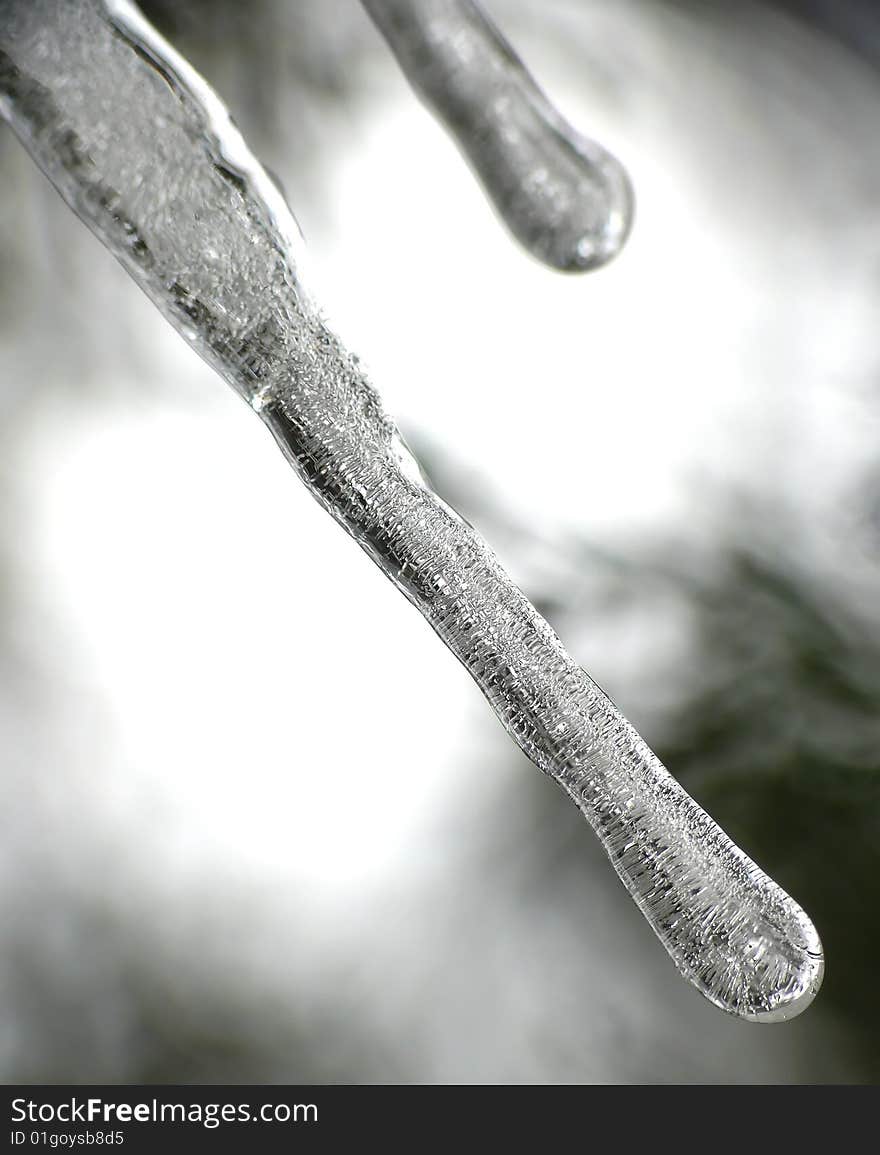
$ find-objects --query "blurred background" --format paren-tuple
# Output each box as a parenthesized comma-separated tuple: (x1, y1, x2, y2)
(2, 0, 880, 1083)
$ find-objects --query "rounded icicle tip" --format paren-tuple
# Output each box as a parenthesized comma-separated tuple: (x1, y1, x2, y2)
(461, 115, 636, 274)
(743, 915, 825, 1024)
(533, 142, 635, 273)
(681, 898, 825, 1024)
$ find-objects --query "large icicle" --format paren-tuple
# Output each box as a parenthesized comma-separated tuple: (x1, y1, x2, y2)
(0, 0, 823, 1021)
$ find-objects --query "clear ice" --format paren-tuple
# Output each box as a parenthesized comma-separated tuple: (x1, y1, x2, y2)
(0, 0, 824, 1021)
(363, 0, 633, 271)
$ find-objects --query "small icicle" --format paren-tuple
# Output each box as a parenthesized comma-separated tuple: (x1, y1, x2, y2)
(363, 0, 634, 271)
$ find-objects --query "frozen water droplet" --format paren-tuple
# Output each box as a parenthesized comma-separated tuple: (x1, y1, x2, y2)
(364, 0, 634, 271)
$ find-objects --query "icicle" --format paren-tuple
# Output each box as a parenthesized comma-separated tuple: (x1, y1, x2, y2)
(362, 0, 633, 271)
(0, 0, 823, 1021)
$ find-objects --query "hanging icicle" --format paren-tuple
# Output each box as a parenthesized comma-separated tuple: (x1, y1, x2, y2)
(0, 0, 823, 1021)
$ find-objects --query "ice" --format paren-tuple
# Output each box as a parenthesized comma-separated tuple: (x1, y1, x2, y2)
(363, 0, 633, 271)
(0, 0, 823, 1020)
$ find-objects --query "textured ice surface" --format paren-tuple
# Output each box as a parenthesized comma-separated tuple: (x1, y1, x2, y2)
(363, 0, 633, 271)
(0, 0, 823, 1020)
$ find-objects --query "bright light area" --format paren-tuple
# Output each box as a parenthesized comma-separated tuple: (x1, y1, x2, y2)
(24, 374, 478, 907)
